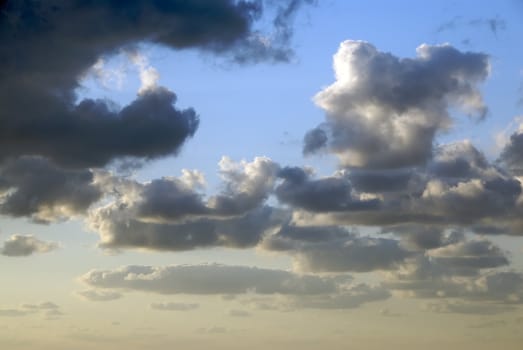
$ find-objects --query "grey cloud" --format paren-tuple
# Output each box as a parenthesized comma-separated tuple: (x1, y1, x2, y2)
(89, 157, 283, 252)
(150, 302, 199, 311)
(0, 234, 59, 257)
(347, 169, 413, 193)
(276, 166, 380, 212)
(76, 289, 123, 302)
(293, 142, 522, 230)
(0, 0, 309, 168)
(429, 141, 490, 180)
(428, 239, 509, 269)
(103, 157, 279, 225)
(394, 226, 464, 251)
(302, 126, 328, 155)
(0, 302, 62, 318)
(306, 40, 489, 169)
(92, 205, 279, 252)
(385, 249, 523, 309)
(0, 157, 102, 222)
(262, 225, 411, 272)
(135, 177, 209, 222)
(80, 264, 341, 295)
(209, 157, 279, 216)
(499, 129, 523, 175)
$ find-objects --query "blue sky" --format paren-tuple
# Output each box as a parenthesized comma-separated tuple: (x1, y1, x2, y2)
(1, 1, 523, 349)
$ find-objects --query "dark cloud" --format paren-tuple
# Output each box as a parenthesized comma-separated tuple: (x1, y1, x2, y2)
(0, 0, 310, 168)
(302, 126, 328, 155)
(499, 129, 523, 175)
(262, 225, 411, 272)
(305, 41, 489, 169)
(428, 141, 490, 180)
(0, 157, 102, 222)
(0, 234, 59, 257)
(383, 226, 463, 251)
(347, 169, 413, 193)
(276, 166, 380, 212)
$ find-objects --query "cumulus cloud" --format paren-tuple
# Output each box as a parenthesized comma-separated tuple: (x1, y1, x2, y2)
(88, 157, 283, 252)
(0, 234, 59, 257)
(262, 225, 411, 272)
(0, 157, 102, 222)
(275, 166, 379, 212)
(91, 204, 279, 252)
(305, 40, 489, 169)
(292, 141, 523, 233)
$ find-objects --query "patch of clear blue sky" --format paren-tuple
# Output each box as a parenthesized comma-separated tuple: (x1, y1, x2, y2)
(78, 0, 523, 185)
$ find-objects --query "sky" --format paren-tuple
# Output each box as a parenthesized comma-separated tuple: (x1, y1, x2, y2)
(1, 1, 523, 349)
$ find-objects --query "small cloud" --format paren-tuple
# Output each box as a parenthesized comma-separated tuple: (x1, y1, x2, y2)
(150, 302, 199, 311)
(0, 302, 63, 319)
(75, 289, 123, 302)
(0, 234, 59, 257)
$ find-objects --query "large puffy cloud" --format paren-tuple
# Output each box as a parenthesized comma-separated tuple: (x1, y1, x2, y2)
(262, 225, 411, 272)
(305, 40, 489, 169)
(0, 234, 59, 257)
(0, 157, 102, 222)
